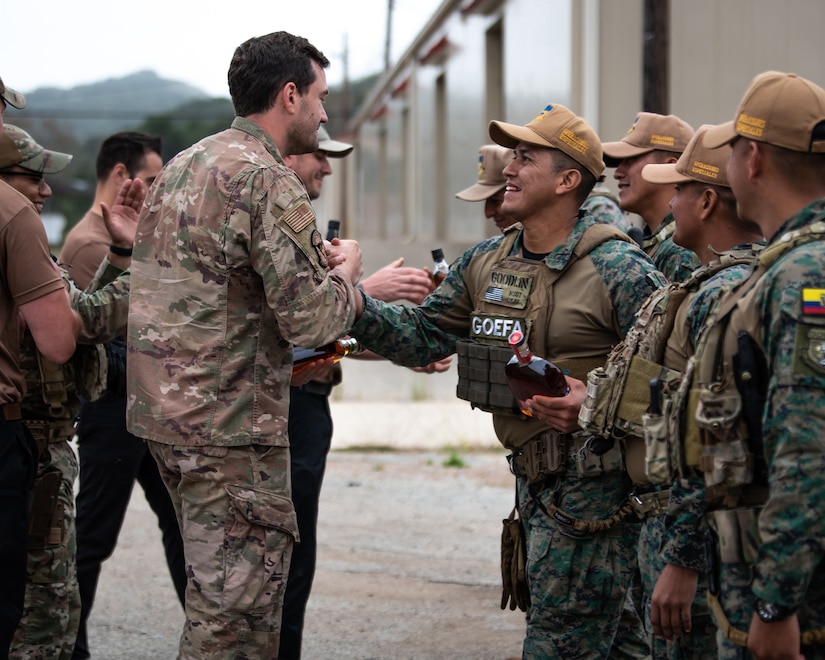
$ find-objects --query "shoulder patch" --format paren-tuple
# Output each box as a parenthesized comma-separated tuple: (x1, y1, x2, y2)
(802, 288, 825, 316)
(283, 200, 315, 233)
(793, 323, 825, 376)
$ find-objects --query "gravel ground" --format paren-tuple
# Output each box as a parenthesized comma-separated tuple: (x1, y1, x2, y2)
(84, 447, 526, 660)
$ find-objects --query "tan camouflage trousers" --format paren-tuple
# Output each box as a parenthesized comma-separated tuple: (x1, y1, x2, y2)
(11, 441, 80, 660)
(148, 442, 297, 660)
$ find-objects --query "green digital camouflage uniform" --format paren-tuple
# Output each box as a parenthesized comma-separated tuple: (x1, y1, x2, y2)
(11, 259, 128, 660)
(126, 117, 360, 660)
(643, 214, 700, 284)
(582, 184, 633, 234)
(692, 200, 825, 658)
(350, 214, 666, 658)
(634, 249, 760, 660)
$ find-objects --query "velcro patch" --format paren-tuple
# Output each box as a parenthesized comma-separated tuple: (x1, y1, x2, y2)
(802, 288, 825, 316)
(482, 268, 533, 309)
(793, 323, 825, 376)
(469, 314, 527, 343)
(283, 200, 315, 233)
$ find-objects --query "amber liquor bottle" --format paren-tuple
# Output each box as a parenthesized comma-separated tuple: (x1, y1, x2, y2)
(292, 338, 362, 377)
(505, 330, 568, 414)
(431, 248, 449, 285)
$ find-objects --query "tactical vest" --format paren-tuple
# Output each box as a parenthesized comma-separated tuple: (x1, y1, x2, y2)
(456, 222, 631, 450)
(579, 247, 759, 486)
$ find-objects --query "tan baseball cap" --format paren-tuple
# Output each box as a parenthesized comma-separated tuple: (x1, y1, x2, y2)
(602, 112, 694, 167)
(0, 76, 26, 110)
(642, 125, 730, 187)
(489, 103, 604, 179)
(455, 144, 511, 201)
(0, 124, 73, 173)
(704, 71, 825, 153)
(318, 125, 353, 158)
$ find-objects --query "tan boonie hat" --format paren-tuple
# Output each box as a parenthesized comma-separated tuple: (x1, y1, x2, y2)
(455, 144, 511, 201)
(489, 104, 604, 179)
(704, 71, 825, 153)
(0, 125, 73, 173)
(0, 76, 26, 109)
(642, 125, 730, 187)
(318, 125, 353, 158)
(602, 112, 694, 167)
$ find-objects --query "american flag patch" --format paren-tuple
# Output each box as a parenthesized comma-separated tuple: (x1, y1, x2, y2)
(485, 287, 504, 302)
(283, 200, 315, 233)
(802, 288, 825, 315)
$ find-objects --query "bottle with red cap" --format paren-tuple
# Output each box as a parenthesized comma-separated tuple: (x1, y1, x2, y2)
(505, 330, 568, 415)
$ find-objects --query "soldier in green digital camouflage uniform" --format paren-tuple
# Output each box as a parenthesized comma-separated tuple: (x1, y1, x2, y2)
(579, 124, 765, 659)
(603, 112, 700, 283)
(126, 32, 364, 659)
(688, 71, 825, 658)
(349, 103, 667, 658)
(0, 125, 140, 660)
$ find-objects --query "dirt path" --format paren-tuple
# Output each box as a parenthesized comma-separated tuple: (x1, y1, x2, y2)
(87, 449, 526, 659)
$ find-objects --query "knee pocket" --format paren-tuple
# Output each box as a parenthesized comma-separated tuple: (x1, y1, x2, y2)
(221, 484, 298, 614)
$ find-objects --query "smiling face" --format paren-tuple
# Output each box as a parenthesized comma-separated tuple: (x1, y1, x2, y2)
(284, 150, 333, 200)
(0, 167, 50, 213)
(500, 143, 559, 222)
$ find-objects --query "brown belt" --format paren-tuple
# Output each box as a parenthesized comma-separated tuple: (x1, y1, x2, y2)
(0, 403, 22, 421)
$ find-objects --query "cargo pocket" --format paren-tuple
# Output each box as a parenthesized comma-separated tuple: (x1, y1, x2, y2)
(221, 484, 299, 614)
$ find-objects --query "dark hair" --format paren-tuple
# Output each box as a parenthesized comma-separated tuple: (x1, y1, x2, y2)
(228, 31, 330, 117)
(550, 149, 597, 204)
(96, 131, 162, 182)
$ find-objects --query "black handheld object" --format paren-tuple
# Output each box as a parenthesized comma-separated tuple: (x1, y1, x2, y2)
(326, 220, 341, 241)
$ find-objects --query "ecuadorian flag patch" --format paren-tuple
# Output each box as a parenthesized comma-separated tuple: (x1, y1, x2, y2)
(802, 288, 825, 315)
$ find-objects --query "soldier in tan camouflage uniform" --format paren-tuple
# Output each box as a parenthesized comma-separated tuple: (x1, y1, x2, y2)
(126, 32, 364, 659)
(0, 125, 140, 660)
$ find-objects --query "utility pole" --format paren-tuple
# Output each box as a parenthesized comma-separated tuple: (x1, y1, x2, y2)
(384, 0, 394, 72)
(643, 0, 669, 114)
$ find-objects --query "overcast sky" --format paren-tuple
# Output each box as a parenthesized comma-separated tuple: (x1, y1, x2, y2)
(2, 0, 442, 97)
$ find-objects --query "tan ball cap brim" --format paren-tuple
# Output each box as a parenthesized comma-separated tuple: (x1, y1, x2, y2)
(703, 121, 738, 150)
(455, 181, 506, 202)
(641, 162, 689, 185)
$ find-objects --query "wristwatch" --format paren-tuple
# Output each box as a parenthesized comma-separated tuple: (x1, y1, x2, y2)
(755, 598, 797, 623)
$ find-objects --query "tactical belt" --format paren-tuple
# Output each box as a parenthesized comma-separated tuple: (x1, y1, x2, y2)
(708, 590, 825, 647)
(508, 431, 568, 482)
(629, 487, 671, 518)
(0, 402, 22, 421)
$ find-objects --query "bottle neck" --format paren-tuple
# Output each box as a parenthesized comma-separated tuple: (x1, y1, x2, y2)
(512, 343, 532, 364)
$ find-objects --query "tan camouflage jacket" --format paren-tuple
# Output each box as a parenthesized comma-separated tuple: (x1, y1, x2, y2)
(126, 117, 359, 447)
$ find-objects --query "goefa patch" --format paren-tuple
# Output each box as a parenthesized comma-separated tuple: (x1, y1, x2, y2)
(310, 230, 328, 269)
(470, 314, 527, 343)
(482, 268, 533, 309)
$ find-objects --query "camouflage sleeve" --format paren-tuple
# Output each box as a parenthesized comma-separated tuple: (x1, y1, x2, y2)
(84, 256, 123, 292)
(590, 241, 668, 336)
(751, 246, 825, 608)
(253, 172, 358, 348)
(71, 269, 130, 344)
(349, 243, 487, 366)
(660, 473, 709, 573)
(654, 239, 700, 284)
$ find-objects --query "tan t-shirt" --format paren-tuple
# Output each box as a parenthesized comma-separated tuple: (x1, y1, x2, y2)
(0, 181, 65, 404)
(59, 209, 109, 290)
